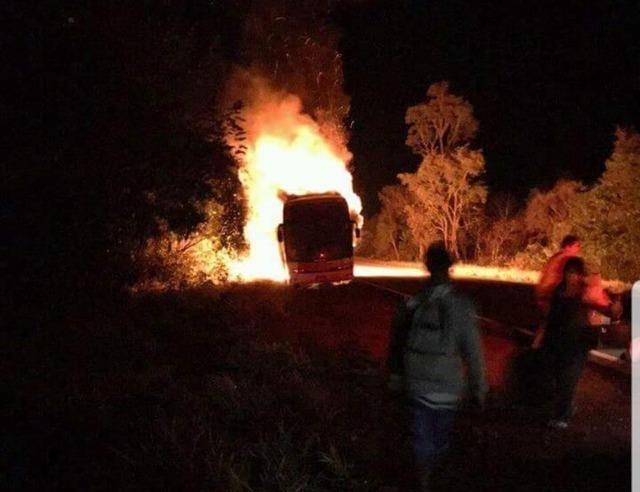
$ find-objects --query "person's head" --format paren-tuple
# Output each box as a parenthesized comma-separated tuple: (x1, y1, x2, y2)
(560, 235, 581, 256)
(423, 241, 453, 278)
(562, 256, 586, 292)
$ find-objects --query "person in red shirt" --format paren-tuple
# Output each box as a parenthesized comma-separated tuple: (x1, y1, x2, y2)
(541, 257, 621, 429)
(536, 235, 582, 312)
(532, 235, 581, 349)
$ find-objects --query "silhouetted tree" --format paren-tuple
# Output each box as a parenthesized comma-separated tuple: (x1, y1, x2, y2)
(405, 81, 478, 156)
(5, 0, 246, 306)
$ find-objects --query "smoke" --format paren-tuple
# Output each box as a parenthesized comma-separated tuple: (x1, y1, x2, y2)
(222, 69, 352, 164)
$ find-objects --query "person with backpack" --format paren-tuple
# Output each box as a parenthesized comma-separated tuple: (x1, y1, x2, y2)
(387, 242, 487, 491)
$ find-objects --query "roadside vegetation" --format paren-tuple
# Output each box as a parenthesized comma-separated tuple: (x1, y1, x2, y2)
(3, 285, 406, 490)
(357, 82, 640, 283)
(4, 282, 630, 491)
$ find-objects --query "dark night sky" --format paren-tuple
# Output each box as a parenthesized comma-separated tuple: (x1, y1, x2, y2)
(338, 0, 640, 214)
(7, 0, 639, 223)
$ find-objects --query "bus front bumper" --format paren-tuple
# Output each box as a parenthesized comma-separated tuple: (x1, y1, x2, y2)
(288, 260, 353, 285)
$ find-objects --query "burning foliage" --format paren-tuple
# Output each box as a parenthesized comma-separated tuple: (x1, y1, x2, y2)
(138, 76, 363, 288)
(135, 0, 362, 289)
(135, 199, 238, 290)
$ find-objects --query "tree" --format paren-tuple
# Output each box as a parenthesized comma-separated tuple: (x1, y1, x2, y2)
(405, 81, 478, 156)
(514, 128, 640, 281)
(476, 195, 524, 264)
(500, 180, 582, 270)
(523, 179, 580, 246)
(398, 83, 485, 259)
(374, 185, 415, 260)
(572, 127, 640, 281)
(399, 148, 487, 259)
(6, 0, 246, 302)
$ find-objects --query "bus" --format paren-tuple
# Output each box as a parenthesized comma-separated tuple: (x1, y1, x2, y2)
(277, 193, 360, 285)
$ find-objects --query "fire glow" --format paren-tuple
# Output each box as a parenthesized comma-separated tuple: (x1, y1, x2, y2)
(230, 93, 362, 282)
(354, 259, 631, 292)
(354, 258, 542, 284)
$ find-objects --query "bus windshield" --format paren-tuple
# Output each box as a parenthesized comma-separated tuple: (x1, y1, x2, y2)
(283, 199, 352, 262)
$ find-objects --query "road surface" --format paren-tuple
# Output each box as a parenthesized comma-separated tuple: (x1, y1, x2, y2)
(252, 276, 631, 491)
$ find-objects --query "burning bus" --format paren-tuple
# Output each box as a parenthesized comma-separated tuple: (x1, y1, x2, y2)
(277, 193, 360, 284)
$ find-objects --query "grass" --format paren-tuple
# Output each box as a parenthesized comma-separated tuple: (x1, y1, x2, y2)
(2, 285, 406, 491)
(3, 281, 630, 491)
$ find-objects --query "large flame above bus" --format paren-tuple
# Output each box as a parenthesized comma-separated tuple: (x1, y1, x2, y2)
(230, 93, 362, 281)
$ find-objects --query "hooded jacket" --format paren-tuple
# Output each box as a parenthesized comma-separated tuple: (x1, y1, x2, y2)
(388, 281, 487, 408)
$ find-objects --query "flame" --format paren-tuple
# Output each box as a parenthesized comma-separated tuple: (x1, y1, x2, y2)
(230, 93, 362, 281)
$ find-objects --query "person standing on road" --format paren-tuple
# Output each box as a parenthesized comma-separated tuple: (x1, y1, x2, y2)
(541, 257, 621, 429)
(532, 235, 582, 349)
(387, 242, 487, 491)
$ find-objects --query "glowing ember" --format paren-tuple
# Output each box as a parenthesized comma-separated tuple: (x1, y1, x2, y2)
(230, 93, 362, 281)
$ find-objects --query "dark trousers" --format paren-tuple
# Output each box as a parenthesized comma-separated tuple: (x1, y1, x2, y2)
(552, 349, 588, 421)
(409, 400, 457, 471)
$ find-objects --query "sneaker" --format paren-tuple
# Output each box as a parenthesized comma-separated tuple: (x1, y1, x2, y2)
(548, 419, 569, 430)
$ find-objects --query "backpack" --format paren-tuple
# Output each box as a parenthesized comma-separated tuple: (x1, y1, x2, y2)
(405, 284, 453, 356)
